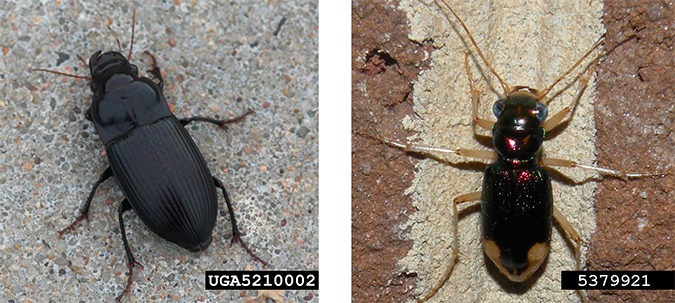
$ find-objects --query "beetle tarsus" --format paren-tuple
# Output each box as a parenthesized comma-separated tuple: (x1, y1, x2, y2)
(57, 213, 89, 237)
(220, 108, 255, 128)
(116, 199, 142, 302)
(214, 176, 269, 268)
(115, 260, 143, 303)
(58, 167, 113, 237)
(233, 234, 269, 268)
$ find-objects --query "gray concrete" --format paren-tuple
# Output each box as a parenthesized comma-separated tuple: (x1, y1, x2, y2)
(0, 1, 317, 302)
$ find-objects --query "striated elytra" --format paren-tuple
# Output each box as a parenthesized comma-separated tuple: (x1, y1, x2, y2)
(35, 11, 266, 302)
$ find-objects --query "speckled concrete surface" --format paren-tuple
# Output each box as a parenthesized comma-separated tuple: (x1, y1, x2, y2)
(0, 1, 317, 302)
(397, 0, 602, 302)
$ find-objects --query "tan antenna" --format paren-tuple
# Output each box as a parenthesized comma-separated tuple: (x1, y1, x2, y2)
(537, 36, 604, 104)
(434, 0, 510, 97)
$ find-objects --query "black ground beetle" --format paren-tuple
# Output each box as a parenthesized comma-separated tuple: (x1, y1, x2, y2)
(34, 10, 266, 302)
(365, 1, 664, 302)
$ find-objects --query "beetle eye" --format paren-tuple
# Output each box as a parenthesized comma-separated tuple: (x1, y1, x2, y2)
(493, 99, 506, 118)
(533, 102, 548, 122)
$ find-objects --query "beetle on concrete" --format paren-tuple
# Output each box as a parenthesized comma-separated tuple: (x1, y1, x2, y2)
(34, 10, 266, 302)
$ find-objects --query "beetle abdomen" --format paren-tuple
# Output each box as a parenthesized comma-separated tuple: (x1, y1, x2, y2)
(481, 162, 553, 282)
(107, 116, 217, 252)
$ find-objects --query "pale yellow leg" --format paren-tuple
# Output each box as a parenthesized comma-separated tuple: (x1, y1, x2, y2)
(537, 37, 604, 104)
(542, 51, 602, 132)
(541, 70, 589, 132)
(419, 191, 481, 303)
(463, 52, 496, 131)
(541, 158, 665, 180)
(363, 132, 497, 162)
(553, 207, 587, 303)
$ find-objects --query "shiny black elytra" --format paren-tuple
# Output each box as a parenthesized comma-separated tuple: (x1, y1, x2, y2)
(34, 10, 266, 302)
(367, 1, 662, 303)
(482, 91, 551, 282)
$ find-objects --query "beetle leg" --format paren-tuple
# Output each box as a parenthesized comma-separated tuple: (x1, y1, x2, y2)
(419, 191, 481, 303)
(553, 207, 588, 303)
(541, 158, 666, 180)
(180, 108, 255, 130)
(116, 199, 144, 303)
(464, 51, 495, 131)
(142, 51, 164, 90)
(213, 177, 269, 268)
(541, 71, 588, 133)
(58, 167, 113, 237)
(362, 131, 498, 162)
(537, 36, 604, 104)
(541, 51, 602, 133)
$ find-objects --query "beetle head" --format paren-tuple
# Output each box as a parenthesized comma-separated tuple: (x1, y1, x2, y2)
(88, 50, 139, 94)
(492, 94, 546, 162)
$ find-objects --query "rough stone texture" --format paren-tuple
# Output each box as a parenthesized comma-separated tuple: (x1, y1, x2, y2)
(0, 1, 317, 302)
(352, 0, 433, 302)
(589, 1, 675, 302)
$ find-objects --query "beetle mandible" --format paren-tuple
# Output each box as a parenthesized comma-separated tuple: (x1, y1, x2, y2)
(364, 1, 665, 302)
(34, 9, 267, 302)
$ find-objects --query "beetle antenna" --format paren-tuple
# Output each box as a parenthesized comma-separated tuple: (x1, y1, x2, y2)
(116, 38, 122, 53)
(537, 35, 604, 103)
(127, 8, 136, 61)
(77, 55, 89, 68)
(434, 0, 510, 97)
(32, 68, 92, 80)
